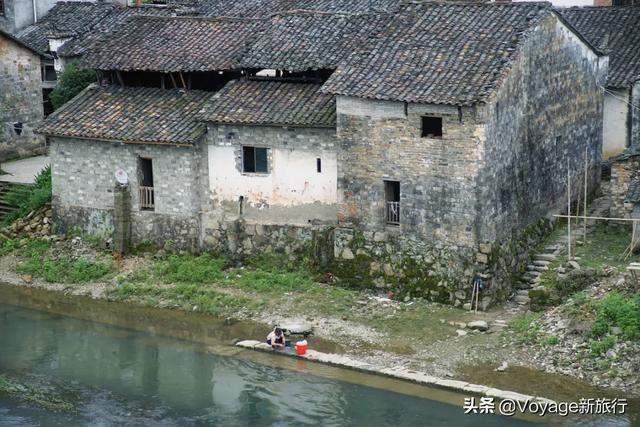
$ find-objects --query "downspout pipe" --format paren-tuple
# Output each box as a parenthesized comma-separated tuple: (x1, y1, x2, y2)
(32, 0, 38, 24)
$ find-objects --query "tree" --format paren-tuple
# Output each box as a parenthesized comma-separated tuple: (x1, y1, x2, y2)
(49, 62, 97, 110)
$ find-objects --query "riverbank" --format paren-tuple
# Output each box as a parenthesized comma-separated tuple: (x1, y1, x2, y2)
(0, 231, 638, 401)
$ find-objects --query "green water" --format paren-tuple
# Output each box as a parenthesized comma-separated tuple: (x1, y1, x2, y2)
(0, 303, 535, 426)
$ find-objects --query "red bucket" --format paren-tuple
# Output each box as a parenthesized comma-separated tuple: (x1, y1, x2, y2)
(295, 340, 308, 356)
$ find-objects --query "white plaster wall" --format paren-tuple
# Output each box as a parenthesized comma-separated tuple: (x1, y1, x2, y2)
(209, 145, 337, 207)
(603, 89, 629, 159)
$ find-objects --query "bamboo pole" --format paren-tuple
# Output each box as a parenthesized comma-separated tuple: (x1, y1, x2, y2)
(554, 214, 640, 222)
(567, 159, 571, 259)
(583, 146, 588, 241)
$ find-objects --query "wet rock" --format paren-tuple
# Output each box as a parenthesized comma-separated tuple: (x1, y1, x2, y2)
(495, 361, 509, 372)
(467, 320, 489, 331)
(21, 275, 33, 283)
(456, 329, 467, 337)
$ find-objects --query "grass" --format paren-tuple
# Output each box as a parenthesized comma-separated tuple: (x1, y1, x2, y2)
(509, 313, 541, 344)
(155, 253, 228, 284)
(0, 374, 75, 412)
(590, 292, 640, 341)
(14, 237, 114, 284)
(2, 166, 51, 226)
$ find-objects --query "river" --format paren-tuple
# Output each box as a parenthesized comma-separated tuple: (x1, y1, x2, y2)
(0, 285, 635, 426)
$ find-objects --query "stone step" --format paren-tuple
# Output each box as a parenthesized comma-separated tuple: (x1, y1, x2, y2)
(533, 260, 551, 267)
(524, 271, 540, 279)
(515, 290, 530, 297)
(534, 254, 556, 262)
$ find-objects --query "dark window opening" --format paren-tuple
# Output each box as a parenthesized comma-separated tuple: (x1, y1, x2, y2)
(42, 89, 54, 117)
(0, 0, 4, 16)
(138, 157, 154, 211)
(384, 180, 400, 225)
(421, 116, 443, 138)
(316, 158, 322, 173)
(13, 123, 23, 136)
(41, 62, 57, 82)
(243, 146, 268, 173)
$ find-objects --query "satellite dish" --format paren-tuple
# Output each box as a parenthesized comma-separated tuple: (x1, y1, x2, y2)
(115, 169, 129, 185)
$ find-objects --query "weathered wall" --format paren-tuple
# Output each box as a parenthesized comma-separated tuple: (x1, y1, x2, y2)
(608, 156, 640, 219)
(330, 13, 604, 307)
(602, 89, 629, 159)
(336, 96, 481, 247)
(632, 81, 640, 149)
(204, 123, 337, 225)
(479, 13, 604, 244)
(0, 33, 45, 160)
(51, 137, 202, 249)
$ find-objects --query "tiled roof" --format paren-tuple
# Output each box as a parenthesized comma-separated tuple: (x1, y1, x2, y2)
(322, 3, 551, 105)
(14, 2, 117, 55)
(0, 28, 47, 57)
(560, 6, 640, 88)
(57, 6, 183, 58)
(37, 85, 212, 145)
(239, 12, 389, 71)
(201, 79, 336, 127)
(198, 0, 400, 17)
(78, 16, 261, 72)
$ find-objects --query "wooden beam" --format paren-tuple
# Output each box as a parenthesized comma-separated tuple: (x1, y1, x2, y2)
(115, 70, 125, 87)
(169, 73, 177, 89)
(179, 71, 187, 89)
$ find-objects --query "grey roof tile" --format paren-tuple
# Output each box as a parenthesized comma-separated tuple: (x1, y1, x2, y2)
(37, 84, 213, 145)
(560, 6, 640, 89)
(201, 79, 336, 127)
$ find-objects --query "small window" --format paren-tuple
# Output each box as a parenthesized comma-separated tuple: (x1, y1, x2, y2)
(384, 180, 400, 225)
(0, 0, 4, 16)
(13, 123, 23, 136)
(138, 157, 154, 211)
(243, 146, 268, 173)
(421, 116, 442, 138)
(316, 158, 322, 173)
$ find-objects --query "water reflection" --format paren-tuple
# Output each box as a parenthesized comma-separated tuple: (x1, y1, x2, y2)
(0, 304, 532, 426)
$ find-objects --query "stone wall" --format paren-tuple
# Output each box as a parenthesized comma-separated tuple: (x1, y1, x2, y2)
(608, 155, 640, 219)
(51, 137, 202, 249)
(0, 32, 45, 160)
(479, 13, 604, 244)
(632, 81, 640, 150)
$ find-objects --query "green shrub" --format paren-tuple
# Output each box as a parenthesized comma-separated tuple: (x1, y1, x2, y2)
(155, 253, 227, 284)
(590, 292, 640, 341)
(554, 269, 601, 298)
(544, 335, 559, 346)
(589, 335, 617, 357)
(2, 166, 51, 225)
(17, 256, 113, 283)
(49, 62, 97, 110)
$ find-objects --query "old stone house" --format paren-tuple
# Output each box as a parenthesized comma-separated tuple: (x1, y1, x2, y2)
(0, 28, 47, 159)
(39, 3, 608, 307)
(561, 6, 640, 159)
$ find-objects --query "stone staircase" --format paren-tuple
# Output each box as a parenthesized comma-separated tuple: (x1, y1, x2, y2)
(512, 194, 612, 306)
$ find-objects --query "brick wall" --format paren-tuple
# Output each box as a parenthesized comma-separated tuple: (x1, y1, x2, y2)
(0, 33, 45, 160)
(51, 136, 202, 249)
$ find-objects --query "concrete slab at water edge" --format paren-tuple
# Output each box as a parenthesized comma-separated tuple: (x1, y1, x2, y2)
(0, 155, 50, 184)
(235, 340, 554, 405)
